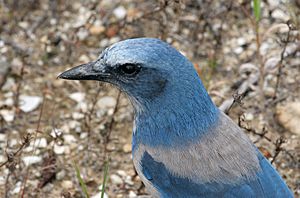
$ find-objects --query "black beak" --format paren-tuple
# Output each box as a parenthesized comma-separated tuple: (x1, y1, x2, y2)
(58, 61, 110, 81)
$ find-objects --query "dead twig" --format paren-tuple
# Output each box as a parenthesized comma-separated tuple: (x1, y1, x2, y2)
(273, 20, 295, 100)
(271, 137, 286, 164)
(19, 91, 46, 197)
(102, 91, 121, 162)
(224, 91, 245, 114)
(0, 133, 33, 168)
(13, 60, 25, 115)
(238, 114, 287, 163)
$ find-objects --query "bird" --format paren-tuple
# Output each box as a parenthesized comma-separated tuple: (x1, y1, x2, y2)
(58, 38, 293, 198)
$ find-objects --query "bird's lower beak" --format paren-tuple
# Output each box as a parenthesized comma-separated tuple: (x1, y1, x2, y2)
(58, 61, 109, 81)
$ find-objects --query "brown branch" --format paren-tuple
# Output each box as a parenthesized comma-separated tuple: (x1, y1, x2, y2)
(4, 171, 11, 198)
(13, 61, 25, 115)
(224, 91, 245, 114)
(270, 137, 286, 164)
(238, 114, 287, 163)
(103, 91, 121, 161)
(0, 132, 33, 168)
(273, 20, 294, 100)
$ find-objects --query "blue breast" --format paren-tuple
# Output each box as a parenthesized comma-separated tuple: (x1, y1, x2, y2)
(140, 151, 293, 198)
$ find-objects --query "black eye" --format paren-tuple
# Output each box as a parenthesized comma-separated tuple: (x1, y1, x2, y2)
(119, 64, 140, 76)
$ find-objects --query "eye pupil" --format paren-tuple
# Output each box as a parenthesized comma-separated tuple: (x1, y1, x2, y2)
(120, 64, 140, 75)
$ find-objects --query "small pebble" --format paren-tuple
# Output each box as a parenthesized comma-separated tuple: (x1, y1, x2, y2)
(113, 6, 127, 19)
(62, 180, 73, 189)
(97, 96, 117, 109)
(19, 95, 42, 113)
(69, 92, 85, 103)
(91, 192, 108, 198)
(63, 134, 77, 144)
(56, 170, 66, 180)
(110, 174, 123, 185)
(123, 143, 132, 153)
(12, 181, 22, 194)
(54, 144, 65, 155)
(0, 110, 14, 122)
(22, 156, 42, 166)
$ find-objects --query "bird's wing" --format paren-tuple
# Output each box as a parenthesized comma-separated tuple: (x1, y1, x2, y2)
(134, 112, 293, 197)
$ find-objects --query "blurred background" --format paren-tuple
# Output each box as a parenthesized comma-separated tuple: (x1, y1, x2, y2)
(0, 0, 299, 197)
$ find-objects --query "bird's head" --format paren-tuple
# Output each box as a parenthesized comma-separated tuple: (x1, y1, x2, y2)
(59, 38, 215, 115)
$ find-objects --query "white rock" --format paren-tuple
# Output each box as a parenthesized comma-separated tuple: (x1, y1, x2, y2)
(61, 123, 70, 134)
(72, 112, 85, 120)
(91, 192, 108, 198)
(237, 37, 247, 46)
(4, 91, 13, 98)
(80, 132, 88, 139)
(77, 102, 88, 112)
(12, 181, 22, 194)
(107, 108, 115, 116)
(79, 54, 90, 63)
(271, 9, 290, 21)
(97, 96, 117, 109)
(33, 138, 48, 148)
(9, 139, 18, 147)
(109, 37, 120, 44)
(259, 42, 270, 56)
(128, 191, 137, 198)
(233, 47, 243, 54)
(22, 156, 42, 166)
(11, 58, 23, 72)
(244, 113, 254, 121)
(54, 144, 65, 154)
(264, 87, 275, 98)
(122, 143, 132, 153)
(75, 126, 82, 133)
(0, 155, 6, 163)
(78, 145, 84, 151)
(56, 170, 66, 180)
(0, 175, 5, 185)
(63, 134, 77, 144)
(110, 174, 123, 185)
(69, 120, 81, 129)
(77, 28, 89, 41)
(19, 21, 29, 29)
(69, 92, 85, 103)
(4, 97, 14, 106)
(267, 0, 280, 8)
(1, 78, 15, 91)
(116, 170, 127, 177)
(62, 180, 73, 189)
(19, 95, 42, 112)
(50, 128, 62, 138)
(0, 133, 6, 142)
(125, 176, 134, 186)
(113, 6, 127, 19)
(72, 7, 91, 28)
(264, 57, 280, 71)
(0, 109, 14, 122)
(100, 38, 110, 47)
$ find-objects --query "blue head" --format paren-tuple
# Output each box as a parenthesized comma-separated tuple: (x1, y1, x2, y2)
(59, 38, 219, 147)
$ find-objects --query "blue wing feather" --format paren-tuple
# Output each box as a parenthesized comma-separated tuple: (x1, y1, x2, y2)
(140, 151, 293, 198)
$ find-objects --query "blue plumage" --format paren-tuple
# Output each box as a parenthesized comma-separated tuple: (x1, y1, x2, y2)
(59, 38, 294, 197)
(139, 146, 292, 198)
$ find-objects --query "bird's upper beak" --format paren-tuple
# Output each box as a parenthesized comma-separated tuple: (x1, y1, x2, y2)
(58, 61, 109, 81)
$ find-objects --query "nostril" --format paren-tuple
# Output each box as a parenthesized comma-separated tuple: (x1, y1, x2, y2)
(92, 60, 107, 73)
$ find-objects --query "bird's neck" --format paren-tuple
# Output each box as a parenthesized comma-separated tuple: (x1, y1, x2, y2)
(132, 78, 219, 149)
